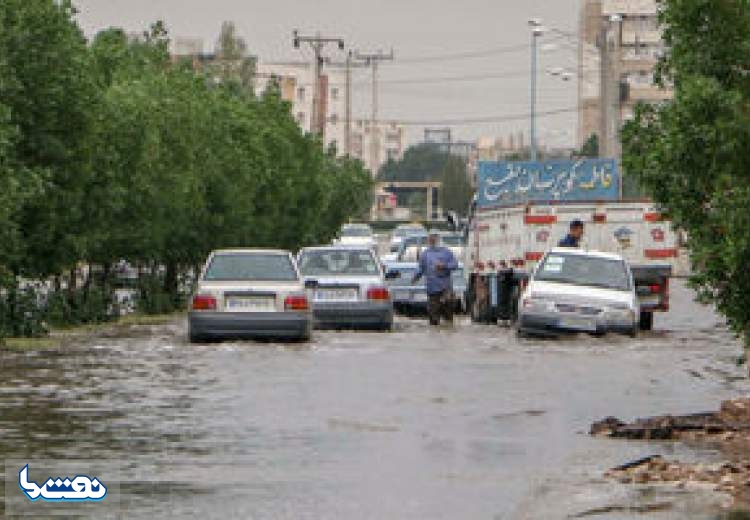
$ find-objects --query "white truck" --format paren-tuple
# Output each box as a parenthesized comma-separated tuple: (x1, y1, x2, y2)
(464, 159, 683, 331)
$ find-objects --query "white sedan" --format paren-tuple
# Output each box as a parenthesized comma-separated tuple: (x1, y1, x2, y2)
(188, 249, 312, 342)
(517, 248, 638, 337)
(333, 223, 376, 251)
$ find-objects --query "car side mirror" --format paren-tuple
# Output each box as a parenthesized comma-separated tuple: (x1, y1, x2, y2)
(385, 270, 400, 280)
(304, 279, 319, 289)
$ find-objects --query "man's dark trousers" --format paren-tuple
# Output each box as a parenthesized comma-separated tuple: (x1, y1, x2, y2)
(428, 289, 454, 326)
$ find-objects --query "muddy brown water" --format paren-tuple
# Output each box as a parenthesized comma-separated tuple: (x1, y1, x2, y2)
(0, 280, 747, 519)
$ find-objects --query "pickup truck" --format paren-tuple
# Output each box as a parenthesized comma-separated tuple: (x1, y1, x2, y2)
(464, 159, 681, 331)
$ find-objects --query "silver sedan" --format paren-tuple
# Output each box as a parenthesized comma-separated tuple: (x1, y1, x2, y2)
(518, 248, 639, 337)
(298, 246, 393, 330)
(188, 249, 312, 342)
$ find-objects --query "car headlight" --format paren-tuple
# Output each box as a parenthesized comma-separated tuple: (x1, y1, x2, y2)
(522, 296, 555, 312)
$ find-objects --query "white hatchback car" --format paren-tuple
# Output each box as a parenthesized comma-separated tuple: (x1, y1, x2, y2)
(188, 249, 312, 342)
(518, 248, 638, 337)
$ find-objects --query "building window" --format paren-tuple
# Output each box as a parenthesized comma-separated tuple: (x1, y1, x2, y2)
(297, 87, 305, 101)
(330, 87, 339, 100)
(297, 112, 306, 124)
(329, 113, 338, 125)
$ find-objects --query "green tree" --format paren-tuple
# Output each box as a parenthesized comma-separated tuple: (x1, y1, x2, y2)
(378, 144, 473, 215)
(210, 21, 256, 92)
(574, 133, 599, 158)
(622, 0, 750, 345)
(0, 0, 98, 277)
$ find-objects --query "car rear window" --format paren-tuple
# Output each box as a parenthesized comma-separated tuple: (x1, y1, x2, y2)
(203, 253, 298, 282)
(341, 225, 372, 237)
(535, 253, 630, 291)
(299, 250, 379, 276)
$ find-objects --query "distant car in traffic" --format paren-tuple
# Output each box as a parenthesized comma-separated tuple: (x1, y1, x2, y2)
(333, 223, 376, 251)
(385, 261, 466, 315)
(188, 249, 312, 342)
(381, 230, 427, 265)
(440, 231, 466, 261)
(388, 223, 426, 253)
(297, 246, 393, 330)
(517, 248, 638, 337)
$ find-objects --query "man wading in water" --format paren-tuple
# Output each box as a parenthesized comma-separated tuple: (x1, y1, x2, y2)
(412, 230, 459, 326)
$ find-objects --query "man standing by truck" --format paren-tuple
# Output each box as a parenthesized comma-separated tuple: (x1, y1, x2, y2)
(412, 230, 459, 326)
(559, 219, 585, 247)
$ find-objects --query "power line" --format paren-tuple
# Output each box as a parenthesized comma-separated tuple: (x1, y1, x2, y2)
(361, 106, 578, 126)
(393, 43, 529, 64)
(391, 34, 570, 64)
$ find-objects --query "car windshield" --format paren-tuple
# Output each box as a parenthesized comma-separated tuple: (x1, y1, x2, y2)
(341, 225, 372, 237)
(394, 226, 423, 237)
(299, 250, 379, 276)
(534, 253, 631, 291)
(441, 235, 464, 246)
(203, 253, 298, 282)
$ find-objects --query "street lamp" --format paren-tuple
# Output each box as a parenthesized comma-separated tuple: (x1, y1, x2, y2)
(529, 18, 545, 161)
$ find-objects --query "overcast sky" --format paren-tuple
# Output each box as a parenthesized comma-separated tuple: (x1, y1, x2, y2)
(73, 0, 580, 147)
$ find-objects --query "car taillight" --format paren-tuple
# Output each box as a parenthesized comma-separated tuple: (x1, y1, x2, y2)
(367, 287, 390, 300)
(649, 284, 662, 294)
(284, 295, 309, 311)
(192, 294, 217, 311)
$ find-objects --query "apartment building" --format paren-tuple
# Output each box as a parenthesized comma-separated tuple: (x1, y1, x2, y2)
(350, 119, 406, 175)
(578, 0, 672, 156)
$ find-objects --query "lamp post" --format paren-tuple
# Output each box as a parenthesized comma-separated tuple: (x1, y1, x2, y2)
(529, 19, 545, 161)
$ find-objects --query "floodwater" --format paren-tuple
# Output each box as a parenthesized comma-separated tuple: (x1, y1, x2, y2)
(0, 280, 747, 519)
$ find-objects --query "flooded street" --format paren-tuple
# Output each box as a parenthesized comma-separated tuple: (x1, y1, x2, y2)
(1, 280, 748, 519)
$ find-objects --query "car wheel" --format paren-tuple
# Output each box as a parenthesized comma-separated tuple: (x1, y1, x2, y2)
(188, 332, 205, 343)
(639, 311, 653, 331)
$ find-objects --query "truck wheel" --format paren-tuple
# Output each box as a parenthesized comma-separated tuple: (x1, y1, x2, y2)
(639, 311, 653, 331)
(509, 286, 520, 324)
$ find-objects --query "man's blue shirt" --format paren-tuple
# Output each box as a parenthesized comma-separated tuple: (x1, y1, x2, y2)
(413, 246, 459, 295)
(558, 234, 580, 247)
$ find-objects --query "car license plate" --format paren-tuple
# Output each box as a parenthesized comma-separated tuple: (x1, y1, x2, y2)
(559, 316, 596, 332)
(391, 289, 408, 300)
(412, 292, 428, 302)
(639, 295, 661, 306)
(315, 288, 358, 301)
(226, 296, 275, 312)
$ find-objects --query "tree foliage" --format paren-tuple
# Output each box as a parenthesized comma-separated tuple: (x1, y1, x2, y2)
(378, 144, 473, 214)
(0, 4, 371, 339)
(622, 0, 750, 344)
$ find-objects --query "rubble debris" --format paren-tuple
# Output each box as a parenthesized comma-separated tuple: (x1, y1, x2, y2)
(592, 398, 750, 510)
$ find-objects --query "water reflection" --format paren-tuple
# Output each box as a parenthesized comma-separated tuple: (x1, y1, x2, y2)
(0, 281, 746, 518)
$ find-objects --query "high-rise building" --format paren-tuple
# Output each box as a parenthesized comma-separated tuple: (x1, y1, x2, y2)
(254, 62, 347, 153)
(578, 0, 672, 157)
(350, 119, 406, 175)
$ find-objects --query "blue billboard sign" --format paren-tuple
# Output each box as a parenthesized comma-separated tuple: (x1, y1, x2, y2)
(477, 159, 619, 208)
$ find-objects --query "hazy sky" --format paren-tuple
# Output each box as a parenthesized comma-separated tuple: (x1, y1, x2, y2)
(73, 0, 580, 147)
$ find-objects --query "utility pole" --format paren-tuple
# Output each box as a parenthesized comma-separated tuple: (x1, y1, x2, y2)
(599, 14, 624, 162)
(599, 24, 610, 158)
(528, 19, 544, 162)
(292, 30, 345, 137)
(325, 51, 368, 156)
(355, 50, 394, 174)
